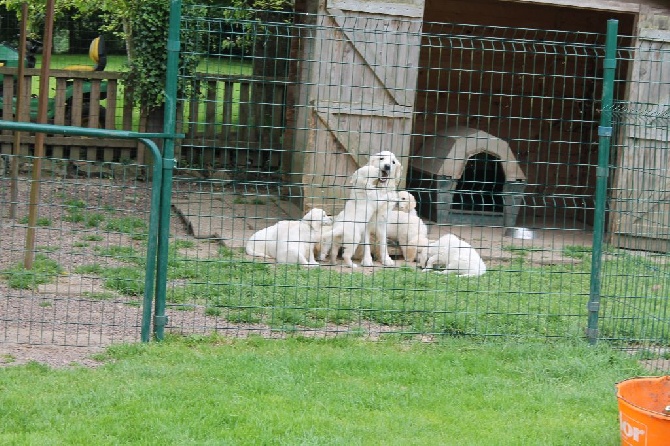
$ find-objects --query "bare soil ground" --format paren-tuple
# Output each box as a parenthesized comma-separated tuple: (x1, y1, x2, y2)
(1, 169, 595, 368)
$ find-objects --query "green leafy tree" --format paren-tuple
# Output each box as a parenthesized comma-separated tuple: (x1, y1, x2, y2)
(122, 0, 203, 113)
(0, 0, 127, 50)
(222, 0, 293, 51)
(59, 0, 135, 57)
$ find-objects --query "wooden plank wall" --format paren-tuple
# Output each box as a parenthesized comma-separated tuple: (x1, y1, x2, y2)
(294, 1, 423, 216)
(609, 5, 670, 252)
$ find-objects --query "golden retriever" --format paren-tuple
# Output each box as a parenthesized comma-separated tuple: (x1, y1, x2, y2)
(359, 151, 403, 267)
(320, 165, 387, 268)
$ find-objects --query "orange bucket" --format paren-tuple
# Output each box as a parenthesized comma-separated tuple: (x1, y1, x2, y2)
(616, 376, 670, 446)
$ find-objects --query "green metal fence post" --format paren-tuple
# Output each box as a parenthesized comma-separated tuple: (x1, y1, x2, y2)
(140, 138, 163, 343)
(587, 19, 618, 345)
(152, 0, 183, 341)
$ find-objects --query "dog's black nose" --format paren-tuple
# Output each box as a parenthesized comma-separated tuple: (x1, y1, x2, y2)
(383, 164, 391, 172)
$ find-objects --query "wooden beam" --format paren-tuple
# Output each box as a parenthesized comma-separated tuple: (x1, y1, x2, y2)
(500, 0, 643, 13)
(329, 0, 425, 17)
(0, 135, 137, 148)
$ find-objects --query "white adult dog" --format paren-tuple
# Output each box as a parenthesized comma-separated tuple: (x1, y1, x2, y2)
(359, 151, 403, 267)
(386, 191, 429, 262)
(320, 165, 387, 268)
(417, 234, 487, 277)
(245, 208, 332, 266)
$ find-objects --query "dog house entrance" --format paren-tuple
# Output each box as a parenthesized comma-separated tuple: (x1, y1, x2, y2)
(409, 127, 527, 227)
(452, 152, 506, 214)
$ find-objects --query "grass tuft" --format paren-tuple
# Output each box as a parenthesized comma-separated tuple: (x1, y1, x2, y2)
(0, 255, 64, 289)
(104, 216, 148, 240)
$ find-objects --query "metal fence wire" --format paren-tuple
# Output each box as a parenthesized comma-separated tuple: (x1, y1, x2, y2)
(0, 159, 153, 346)
(1, 6, 668, 373)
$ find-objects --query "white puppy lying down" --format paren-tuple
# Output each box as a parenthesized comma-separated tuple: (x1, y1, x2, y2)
(386, 207, 429, 262)
(245, 208, 332, 266)
(320, 165, 386, 268)
(417, 234, 487, 277)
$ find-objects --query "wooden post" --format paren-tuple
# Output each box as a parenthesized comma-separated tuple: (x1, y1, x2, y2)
(9, 3, 29, 220)
(24, 0, 55, 269)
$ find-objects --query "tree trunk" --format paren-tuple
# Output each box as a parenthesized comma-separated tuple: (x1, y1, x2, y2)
(138, 104, 164, 179)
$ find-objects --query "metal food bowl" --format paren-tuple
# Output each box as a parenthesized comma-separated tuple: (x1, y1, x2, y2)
(504, 227, 535, 240)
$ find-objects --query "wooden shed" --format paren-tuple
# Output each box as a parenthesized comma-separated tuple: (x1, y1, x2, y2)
(607, 2, 670, 252)
(291, 0, 669, 240)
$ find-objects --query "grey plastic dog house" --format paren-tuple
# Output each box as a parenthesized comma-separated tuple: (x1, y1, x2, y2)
(408, 127, 527, 227)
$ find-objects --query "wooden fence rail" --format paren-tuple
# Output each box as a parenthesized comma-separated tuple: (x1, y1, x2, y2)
(181, 73, 288, 170)
(0, 68, 287, 169)
(0, 67, 138, 163)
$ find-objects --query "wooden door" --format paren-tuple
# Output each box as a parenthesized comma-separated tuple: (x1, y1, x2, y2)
(300, 0, 424, 214)
(610, 28, 670, 252)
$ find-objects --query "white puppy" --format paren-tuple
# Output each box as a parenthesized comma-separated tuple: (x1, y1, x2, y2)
(307, 208, 334, 261)
(320, 165, 386, 268)
(396, 190, 418, 216)
(417, 234, 487, 277)
(245, 208, 332, 266)
(359, 151, 403, 267)
(386, 204, 429, 262)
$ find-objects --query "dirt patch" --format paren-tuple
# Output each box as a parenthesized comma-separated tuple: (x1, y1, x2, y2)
(0, 344, 106, 368)
(171, 190, 593, 269)
(171, 191, 301, 249)
(0, 173, 154, 367)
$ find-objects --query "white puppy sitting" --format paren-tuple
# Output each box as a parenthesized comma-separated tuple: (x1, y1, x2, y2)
(308, 208, 334, 261)
(386, 191, 429, 262)
(359, 151, 403, 267)
(245, 208, 332, 267)
(320, 165, 386, 268)
(417, 234, 487, 277)
(396, 190, 418, 215)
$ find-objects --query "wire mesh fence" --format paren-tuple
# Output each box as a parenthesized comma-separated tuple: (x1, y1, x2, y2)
(0, 158, 152, 346)
(599, 33, 670, 372)
(1, 6, 668, 373)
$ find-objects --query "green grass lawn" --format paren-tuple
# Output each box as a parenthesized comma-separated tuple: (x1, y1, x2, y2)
(44, 54, 252, 74)
(0, 336, 644, 445)
(158, 243, 668, 348)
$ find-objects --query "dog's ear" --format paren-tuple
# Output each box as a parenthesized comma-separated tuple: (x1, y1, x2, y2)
(396, 191, 409, 212)
(395, 161, 404, 183)
(409, 192, 417, 209)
